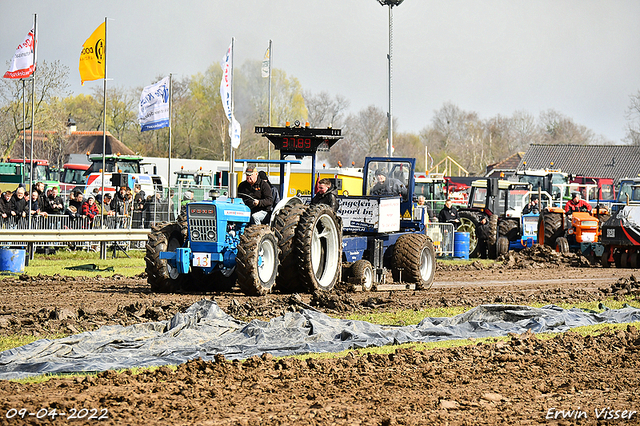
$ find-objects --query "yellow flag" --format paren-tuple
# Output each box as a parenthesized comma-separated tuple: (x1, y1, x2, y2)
(79, 22, 105, 85)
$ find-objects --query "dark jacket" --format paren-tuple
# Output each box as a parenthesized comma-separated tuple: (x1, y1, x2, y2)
(68, 198, 84, 218)
(0, 195, 11, 218)
(110, 191, 127, 216)
(310, 186, 339, 212)
(9, 194, 28, 217)
(46, 194, 65, 214)
(438, 205, 460, 224)
(522, 202, 540, 215)
(371, 177, 407, 198)
(238, 178, 273, 214)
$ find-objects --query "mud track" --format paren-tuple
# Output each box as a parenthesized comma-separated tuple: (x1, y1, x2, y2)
(0, 246, 639, 424)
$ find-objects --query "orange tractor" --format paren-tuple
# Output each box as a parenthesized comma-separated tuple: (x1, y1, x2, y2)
(538, 204, 608, 255)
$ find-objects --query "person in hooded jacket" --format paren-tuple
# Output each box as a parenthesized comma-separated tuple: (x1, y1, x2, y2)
(310, 178, 339, 212)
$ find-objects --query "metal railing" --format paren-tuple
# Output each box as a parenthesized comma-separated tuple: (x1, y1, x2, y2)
(425, 222, 455, 257)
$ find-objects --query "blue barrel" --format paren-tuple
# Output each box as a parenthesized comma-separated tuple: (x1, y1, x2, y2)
(0, 248, 26, 273)
(453, 232, 470, 260)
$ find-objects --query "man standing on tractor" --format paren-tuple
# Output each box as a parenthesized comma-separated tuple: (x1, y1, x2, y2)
(565, 191, 592, 214)
(238, 164, 273, 225)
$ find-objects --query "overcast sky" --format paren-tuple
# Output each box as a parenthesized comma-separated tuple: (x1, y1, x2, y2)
(2, 0, 640, 143)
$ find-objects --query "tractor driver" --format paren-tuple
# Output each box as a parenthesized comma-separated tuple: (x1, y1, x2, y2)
(565, 191, 592, 214)
(238, 164, 273, 225)
(371, 169, 407, 199)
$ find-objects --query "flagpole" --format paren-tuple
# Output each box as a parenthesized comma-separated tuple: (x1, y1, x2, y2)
(267, 39, 272, 163)
(168, 73, 172, 221)
(101, 17, 108, 229)
(21, 80, 26, 184)
(28, 14, 37, 230)
(228, 38, 237, 199)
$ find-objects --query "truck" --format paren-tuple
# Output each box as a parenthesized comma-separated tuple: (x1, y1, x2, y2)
(145, 123, 436, 295)
(84, 154, 165, 198)
(0, 158, 60, 192)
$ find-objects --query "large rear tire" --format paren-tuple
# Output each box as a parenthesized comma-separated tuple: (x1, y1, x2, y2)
(487, 214, 499, 246)
(271, 204, 307, 293)
(538, 211, 563, 248)
(294, 204, 342, 292)
(457, 211, 482, 258)
(145, 222, 189, 293)
(236, 225, 280, 295)
(392, 234, 436, 290)
(498, 218, 520, 241)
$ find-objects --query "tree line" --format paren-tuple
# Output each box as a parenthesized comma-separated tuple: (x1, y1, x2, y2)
(1, 59, 638, 176)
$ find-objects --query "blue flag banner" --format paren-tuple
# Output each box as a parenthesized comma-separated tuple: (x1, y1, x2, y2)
(139, 76, 170, 132)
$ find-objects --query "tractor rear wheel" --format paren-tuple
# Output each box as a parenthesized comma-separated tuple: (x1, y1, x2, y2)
(555, 236, 569, 254)
(145, 222, 189, 293)
(294, 204, 342, 292)
(499, 218, 520, 241)
(351, 259, 374, 291)
(457, 211, 482, 258)
(271, 204, 307, 293)
(538, 212, 563, 248)
(496, 236, 509, 257)
(236, 225, 280, 295)
(392, 234, 436, 290)
(487, 214, 499, 246)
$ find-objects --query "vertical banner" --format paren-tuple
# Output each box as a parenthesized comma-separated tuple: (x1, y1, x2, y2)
(79, 22, 106, 85)
(261, 45, 270, 78)
(220, 42, 241, 148)
(138, 76, 170, 131)
(4, 27, 36, 79)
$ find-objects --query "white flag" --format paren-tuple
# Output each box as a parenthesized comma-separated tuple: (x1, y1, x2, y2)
(220, 42, 241, 148)
(4, 27, 36, 79)
(138, 76, 170, 132)
(261, 46, 270, 78)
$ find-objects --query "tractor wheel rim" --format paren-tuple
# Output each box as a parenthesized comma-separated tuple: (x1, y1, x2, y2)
(363, 266, 373, 290)
(257, 237, 276, 283)
(419, 246, 433, 281)
(311, 214, 340, 289)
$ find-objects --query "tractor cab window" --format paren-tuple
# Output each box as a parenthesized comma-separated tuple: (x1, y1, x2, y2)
(601, 184, 614, 200)
(632, 185, 640, 202)
(366, 161, 410, 201)
(470, 187, 487, 209)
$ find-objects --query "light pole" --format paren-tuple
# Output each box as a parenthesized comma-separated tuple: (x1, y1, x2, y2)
(376, 0, 404, 157)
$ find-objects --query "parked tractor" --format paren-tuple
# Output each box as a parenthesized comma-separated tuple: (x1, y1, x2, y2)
(145, 123, 436, 295)
(537, 202, 607, 254)
(456, 178, 530, 258)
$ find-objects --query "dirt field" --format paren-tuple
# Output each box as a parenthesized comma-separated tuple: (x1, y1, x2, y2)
(0, 247, 639, 425)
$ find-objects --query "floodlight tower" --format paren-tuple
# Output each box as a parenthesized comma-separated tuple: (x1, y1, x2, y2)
(376, 0, 405, 157)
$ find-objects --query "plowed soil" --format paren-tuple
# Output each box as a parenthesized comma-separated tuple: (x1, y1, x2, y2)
(0, 246, 639, 425)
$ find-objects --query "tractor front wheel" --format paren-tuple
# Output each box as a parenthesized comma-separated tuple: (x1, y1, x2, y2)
(145, 222, 189, 293)
(236, 225, 280, 295)
(351, 259, 374, 291)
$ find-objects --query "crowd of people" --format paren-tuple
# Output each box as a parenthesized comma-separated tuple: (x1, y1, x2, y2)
(0, 182, 173, 229)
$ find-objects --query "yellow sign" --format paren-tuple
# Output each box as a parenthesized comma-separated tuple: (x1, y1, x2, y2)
(402, 209, 411, 219)
(79, 22, 105, 85)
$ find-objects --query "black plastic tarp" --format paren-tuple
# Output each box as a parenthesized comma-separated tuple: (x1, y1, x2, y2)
(0, 300, 639, 380)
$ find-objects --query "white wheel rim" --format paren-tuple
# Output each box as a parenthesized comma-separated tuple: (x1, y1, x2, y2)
(419, 246, 433, 281)
(257, 237, 276, 284)
(363, 266, 373, 290)
(311, 214, 340, 289)
(167, 237, 181, 279)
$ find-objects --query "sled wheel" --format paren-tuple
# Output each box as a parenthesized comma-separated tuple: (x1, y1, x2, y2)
(620, 251, 629, 268)
(601, 249, 612, 268)
(271, 204, 307, 293)
(496, 236, 509, 257)
(236, 225, 280, 295)
(295, 204, 342, 292)
(628, 252, 638, 269)
(392, 234, 436, 290)
(457, 211, 482, 258)
(351, 259, 374, 291)
(614, 251, 623, 268)
(145, 221, 189, 293)
(555, 236, 569, 254)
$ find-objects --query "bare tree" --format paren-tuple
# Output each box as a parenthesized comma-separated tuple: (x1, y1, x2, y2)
(625, 90, 640, 145)
(303, 91, 350, 128)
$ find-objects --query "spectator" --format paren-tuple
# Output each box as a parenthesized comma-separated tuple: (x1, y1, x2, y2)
(310, 178, 339, 212)
(1, 190, 12, 221)
(30, 190, 47, 217)
(110, 186, 129, 216)
(238, 164, 273, 225)
(565, 191, 592, 214)
(82, 195, 99, 223)
(416, 195, 435, 222)
(67, 190, 84, 220)
(9, 187, 28, 219)
(34, 182, 50, 213)
(132, 183, 146, 228)
(102, 193, 114, 216)
(475, 217, 490, 259)
(438, 198, 461, 225)
(46, 186, 64, 215)
(371, 169, 407, 198)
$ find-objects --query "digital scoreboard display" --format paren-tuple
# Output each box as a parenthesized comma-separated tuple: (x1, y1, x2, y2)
(255, 126, 342, 154)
